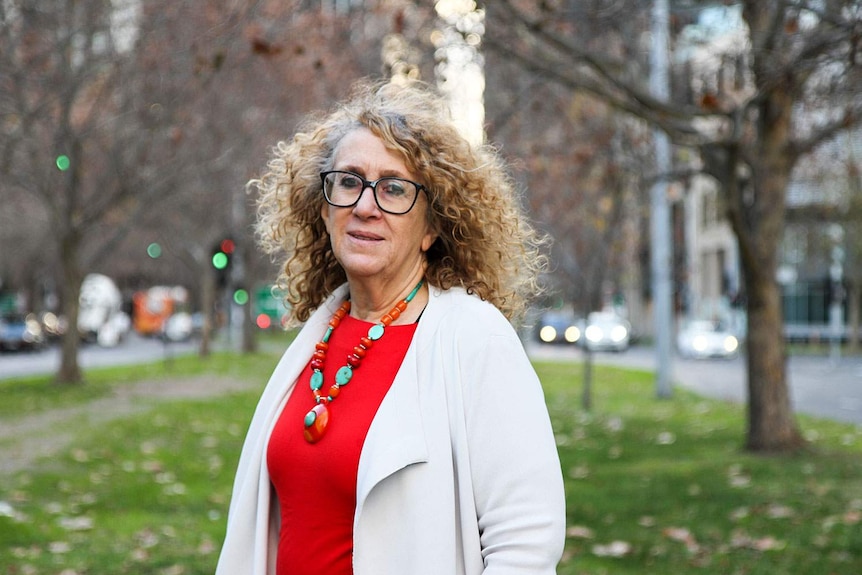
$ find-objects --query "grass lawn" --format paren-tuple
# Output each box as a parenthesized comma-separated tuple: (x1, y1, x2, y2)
(1, 347, 860, 574)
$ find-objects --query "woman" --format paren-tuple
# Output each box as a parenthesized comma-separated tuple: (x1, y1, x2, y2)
(216, 80, 565, 575)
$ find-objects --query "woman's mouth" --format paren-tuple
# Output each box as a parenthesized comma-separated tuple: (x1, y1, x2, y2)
(348, 231, 383, 242)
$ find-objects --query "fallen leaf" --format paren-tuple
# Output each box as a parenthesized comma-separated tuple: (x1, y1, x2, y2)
(751, 536, 785, 551)
(135, 528, 159, 548)
(58, 516, 94, 531)
(656, 431, 676, 445)
(198, 538, 216, 554)
(568, 465, 590, 479)
(49, 541, 71, 554)
(0, 501, 15, 517)
(766, 503, 795, 519)
(71, 448, 89, 462)
(130, 548, 149, 561)
(592, 540, 632, 557)
(730, 477, 751, 488)
(566, 525, 595, 539)
(638, 516, 656, 527)
(662, 526, 700, 552)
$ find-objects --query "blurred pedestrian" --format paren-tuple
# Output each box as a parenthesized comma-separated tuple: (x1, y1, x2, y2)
(216, 79, 565, 575)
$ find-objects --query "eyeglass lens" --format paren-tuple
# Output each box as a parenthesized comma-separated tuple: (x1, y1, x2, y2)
(323, 171, 419, 214)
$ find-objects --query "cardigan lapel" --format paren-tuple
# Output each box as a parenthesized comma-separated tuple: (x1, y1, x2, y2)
(354, 338, 428, 511)
(352, 287, 447, 513)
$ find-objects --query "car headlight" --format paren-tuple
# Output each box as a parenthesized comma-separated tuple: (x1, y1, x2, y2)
(610, 325, 628, 342)
(539, 326, 557, 342)
(564, 326, 581, 343)
(25, 318, 43, 341)
(724, 336, 738, 353)
(692, 335, 708, 352)
(585, 325, 603, 342)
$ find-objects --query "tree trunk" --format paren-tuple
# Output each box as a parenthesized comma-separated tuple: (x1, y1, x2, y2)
(743, 269, 803, 451)
(242, 286, 258, 353)
(199, 265, 214, 358)
(847, 281, 860, 353)
(56, 232, 84, 385)
(582, 349, 593, 411)
(726, 83, 804, 452)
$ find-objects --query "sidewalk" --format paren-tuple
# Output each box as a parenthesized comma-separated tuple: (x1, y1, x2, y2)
(525, 341, 862, 425)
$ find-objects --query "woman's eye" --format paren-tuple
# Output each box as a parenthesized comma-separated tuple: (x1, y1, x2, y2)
(381, 180, 407, 196)
(339, 175, 362, 188)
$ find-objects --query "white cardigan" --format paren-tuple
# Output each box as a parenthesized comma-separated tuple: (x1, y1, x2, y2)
(215, 286, 566, 575)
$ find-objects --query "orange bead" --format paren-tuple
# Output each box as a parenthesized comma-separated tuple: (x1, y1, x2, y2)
(381, 314, 393, 326)
(389, 308, 401, 320)
(396, 301, 408, 312)
(303, 404, 329, 443)
(353, 346, 366, 358)
(315, 342, 329, 352)
(360, 337, 373, 349)
(328, 385, 341, 398)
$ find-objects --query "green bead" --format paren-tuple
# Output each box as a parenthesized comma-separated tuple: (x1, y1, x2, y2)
(310, 370, 324, 390)
(368, 323, 385, 340)
(335, 365, 353, 385)
(304, 410, 316, 426)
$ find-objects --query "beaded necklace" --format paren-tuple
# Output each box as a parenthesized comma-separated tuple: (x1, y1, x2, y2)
(302, 280, 424, 443)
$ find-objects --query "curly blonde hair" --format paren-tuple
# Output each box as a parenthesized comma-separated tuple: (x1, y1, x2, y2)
(252, 79, 547, 324)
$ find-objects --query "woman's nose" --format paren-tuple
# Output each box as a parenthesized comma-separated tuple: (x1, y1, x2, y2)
(353, 184, 380, 215)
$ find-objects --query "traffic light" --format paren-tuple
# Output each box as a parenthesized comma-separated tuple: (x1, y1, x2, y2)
(212, 237, 234, 287)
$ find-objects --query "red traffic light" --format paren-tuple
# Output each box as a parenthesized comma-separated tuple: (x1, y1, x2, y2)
(220, 238, 235, 255)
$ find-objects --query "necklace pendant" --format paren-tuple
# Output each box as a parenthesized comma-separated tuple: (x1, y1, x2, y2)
(303, 403, 330, 443)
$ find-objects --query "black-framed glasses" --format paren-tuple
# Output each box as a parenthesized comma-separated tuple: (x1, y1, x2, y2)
(320, 170, 426, 215)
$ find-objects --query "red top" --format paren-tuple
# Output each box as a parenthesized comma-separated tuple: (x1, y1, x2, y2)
(267, 314, 418, 575)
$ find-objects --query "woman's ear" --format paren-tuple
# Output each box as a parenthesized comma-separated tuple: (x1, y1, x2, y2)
(320, 202, 331, 234)
(421, 230, 438, 252)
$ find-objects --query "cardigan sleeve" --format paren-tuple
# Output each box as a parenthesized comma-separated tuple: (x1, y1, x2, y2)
(456, 315, 567, 574)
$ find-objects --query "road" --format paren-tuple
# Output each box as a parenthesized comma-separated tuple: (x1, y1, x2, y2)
(525, 341, 862, 426)
(0, 333, 200, 380)
(3, 336, 860, 426)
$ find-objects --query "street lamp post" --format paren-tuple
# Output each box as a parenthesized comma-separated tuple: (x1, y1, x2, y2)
(650, 0, 674, 398)
(829, 224, 845, 363)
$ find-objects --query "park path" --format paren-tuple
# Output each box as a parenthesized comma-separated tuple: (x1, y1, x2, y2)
(0, 376, 261, 476)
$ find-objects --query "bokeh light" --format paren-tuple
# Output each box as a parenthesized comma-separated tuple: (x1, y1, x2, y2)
(256, 314, 272, 329)
(147, 242, 162, 258)
(56, 155, 70, 171)
(233, 289, 249, 305)
(220, 238, 235, 254)
(212, 252, 228, 269)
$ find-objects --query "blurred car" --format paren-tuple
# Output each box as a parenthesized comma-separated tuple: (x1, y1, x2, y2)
(163, 312, 194, 342)
(583, 311, 630, 352)
(0, 313, 46, 352)
(535, 312, 582, 345)
(677, 319, 739, 359)
(38, 311, 67, 341)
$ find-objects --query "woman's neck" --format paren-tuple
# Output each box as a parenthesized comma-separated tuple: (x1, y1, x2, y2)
(346, 274, 428, 325)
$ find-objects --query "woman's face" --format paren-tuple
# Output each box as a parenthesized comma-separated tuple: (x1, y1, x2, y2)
(321, 127, 437, 286)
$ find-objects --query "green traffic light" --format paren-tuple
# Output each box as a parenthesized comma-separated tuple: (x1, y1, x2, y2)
(147, 242, 162, 258)
(212, 252, 229, 269)
(233, 289, 249, 305)
(56, 155, 70, 171)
